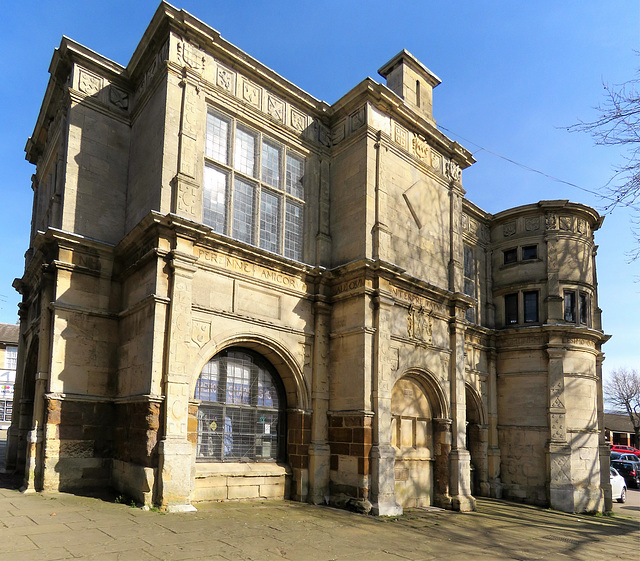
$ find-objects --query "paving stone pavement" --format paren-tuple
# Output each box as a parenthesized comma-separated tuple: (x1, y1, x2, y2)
(0, 487, 637, 561)
(0, 432, 638, 560)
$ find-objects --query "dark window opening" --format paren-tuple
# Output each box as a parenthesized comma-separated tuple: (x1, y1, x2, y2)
(564, 291, 576, 322)
(579, 292, 589, 325)
(503, 248, 517, 265)
(523, 291, 539, 323)
(522, 245, 538, 261)
(505, 293, 518, 325)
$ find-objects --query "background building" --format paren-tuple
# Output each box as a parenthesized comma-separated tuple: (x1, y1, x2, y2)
(7, 2, 610, 514)
(0, 324, 19, 429)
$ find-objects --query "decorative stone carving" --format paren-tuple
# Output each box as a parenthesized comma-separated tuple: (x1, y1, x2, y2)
(545, 213, 557, 230)
(525, 216, 540, 231)
(462, 214, 470, 232)
(109, 86, 129, 110)
(267, 95, 284, 122)
(445, 159, 461, 182)
(350, 107, 365, 131)
(291, 108, 307, 132)
(394, 124, 408, 149)
(332, 122, 345, 145)
(407, 305, 433, 344)
(577, 218, 586, 234)
(550, 380, 564, 409)
(503, 222, 516, 237)
(216, 65, 235, 93)
(431, 149, 442, 173)
(550, 413, 565, 441)
(191, 320, 211, 347)
(177, 40, 205, 71)
(317, 124, 331, 147)
(78, 69, 102, 96)
(242, 80, 261, 108)
(135, 40, 169, 101)
(177, 182, 199, 216)
(559, 216, 572, 231)
(412, 135, 430, 163)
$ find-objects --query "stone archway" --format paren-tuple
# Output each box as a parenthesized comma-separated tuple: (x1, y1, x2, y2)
(465, 384, 489, 497)
(391, 371, 448, 508)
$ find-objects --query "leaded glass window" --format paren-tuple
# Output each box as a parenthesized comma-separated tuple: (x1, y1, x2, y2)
(195, 349, 285, 462)
(203, 109, 305, 262)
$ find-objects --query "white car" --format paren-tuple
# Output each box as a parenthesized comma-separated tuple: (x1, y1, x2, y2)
(610, 467, 627, 503)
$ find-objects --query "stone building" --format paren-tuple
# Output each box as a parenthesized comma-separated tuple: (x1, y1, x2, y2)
(7, 2, 611, 514)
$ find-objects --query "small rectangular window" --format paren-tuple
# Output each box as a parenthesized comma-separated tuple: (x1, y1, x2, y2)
(523, 291, 539, 323)
(505, 293, 518, 325)
(522, 245, 538, 261)
(4, 346, 17, 370)
(579, 292, 589, 325)
(564, 291, 576, 322)
(504, 248, 517, 264)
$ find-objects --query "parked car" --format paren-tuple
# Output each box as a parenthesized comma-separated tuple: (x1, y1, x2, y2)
(610, 452, 638, 462)
(611, 459, 640, 488)
(610, 467, 627, 503)
(610, 445, 640, 457)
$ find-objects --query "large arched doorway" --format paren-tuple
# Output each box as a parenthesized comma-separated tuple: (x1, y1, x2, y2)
(391, 376, 435, 508)
(194, 348, 286, 463)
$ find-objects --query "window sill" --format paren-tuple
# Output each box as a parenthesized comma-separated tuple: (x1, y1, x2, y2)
(195, 462, 291, 478)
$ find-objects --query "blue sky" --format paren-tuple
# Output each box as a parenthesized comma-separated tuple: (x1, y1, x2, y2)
(1, 1, 638, 379)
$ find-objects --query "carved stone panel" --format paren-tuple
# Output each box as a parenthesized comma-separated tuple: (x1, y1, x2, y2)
(407, 305, 433, 344)
(267, 94, 285, 123)
(291, 108, 307, 132)
(216, 64, 236, 94)
(241, 79, 261, 109)
(109, 86, 129, 110)
(503, 222, 516, 237)
(78, 69, 102, 96)
(349, 107, 365, 132)
(191, 320, 211, 347)
(525, 216, 540, 231)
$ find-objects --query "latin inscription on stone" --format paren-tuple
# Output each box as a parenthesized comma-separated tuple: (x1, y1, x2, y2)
(333, 278, 365, 296)
(196, 248, 307, 292)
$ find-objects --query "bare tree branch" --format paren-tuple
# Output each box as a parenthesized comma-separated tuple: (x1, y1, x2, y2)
(568, 62, 640, 258)
(604, 367, 640, 446)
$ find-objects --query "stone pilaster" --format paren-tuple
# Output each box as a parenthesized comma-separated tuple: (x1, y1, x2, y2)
(158, 241, 198, 512)
(546, 345, 573, 512)
(372, 131, 392, 261)
(486, 347, 502, 498)
(596, 353, 611, 511)
(370, 290, 401, 516)
(433, 418, 452, 508)
(308, 296, 331, 504)
(23, 270, 54, 492)
(448, 299, 475, 511)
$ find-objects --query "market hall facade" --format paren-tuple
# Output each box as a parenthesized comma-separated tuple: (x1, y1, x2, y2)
(7, 2, 611, 515)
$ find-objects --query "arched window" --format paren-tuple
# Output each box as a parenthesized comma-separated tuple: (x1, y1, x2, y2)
(195, 348, 285, 462)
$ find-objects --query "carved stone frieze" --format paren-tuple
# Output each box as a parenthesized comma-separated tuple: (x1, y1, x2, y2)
(394, 124, 408, 150)
(242, 79, 261, 108)
(545, 213, 557, 230)
(445, 159, 461, 182)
